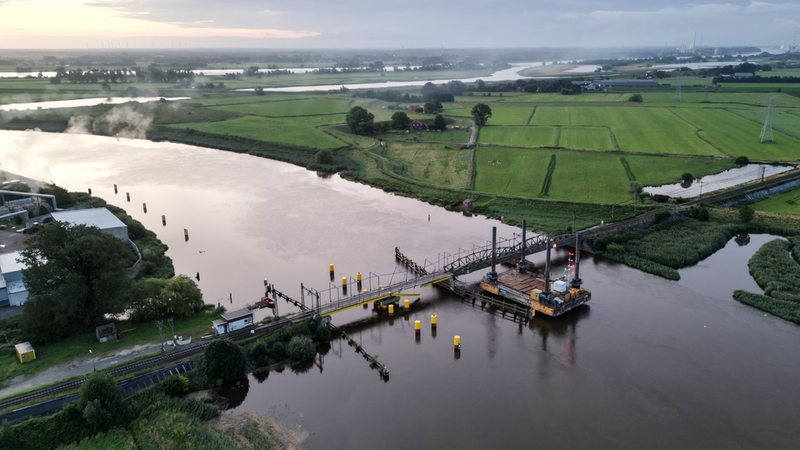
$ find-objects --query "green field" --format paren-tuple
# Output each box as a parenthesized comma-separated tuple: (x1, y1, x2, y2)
(207, 96, 352, 117)
(751, 188, 800, 215)
(479, 126, 559, 148)
(532, 105, 724, 155)
(167, 115, 346, 149)
(2, 61, 800, 231)
(672, 108, 800, 160)
(384, 141, 473, 188)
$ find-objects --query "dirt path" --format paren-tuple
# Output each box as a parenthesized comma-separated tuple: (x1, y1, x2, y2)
(0, 340, 163, 398)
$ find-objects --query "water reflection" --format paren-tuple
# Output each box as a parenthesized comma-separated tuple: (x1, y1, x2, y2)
(215, 378, 250, 410)
(643, 164, 792, 198)
(3, 131, 800, 449)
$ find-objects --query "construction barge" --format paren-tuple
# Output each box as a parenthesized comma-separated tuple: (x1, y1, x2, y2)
(478, 224, 590, 317)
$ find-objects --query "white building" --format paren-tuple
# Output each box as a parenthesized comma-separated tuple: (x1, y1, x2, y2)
(0, 251, 28, 306)
(212, 308, 254, 335)
(50, 207, 128, 240)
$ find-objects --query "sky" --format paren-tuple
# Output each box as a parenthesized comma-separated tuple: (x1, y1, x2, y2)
(0, 0, 797, 49)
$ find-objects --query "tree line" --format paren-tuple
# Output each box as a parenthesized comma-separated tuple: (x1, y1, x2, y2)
(50, 66, 195, 84)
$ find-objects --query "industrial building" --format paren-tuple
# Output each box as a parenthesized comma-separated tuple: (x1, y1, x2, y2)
(50, 207, 129, 240)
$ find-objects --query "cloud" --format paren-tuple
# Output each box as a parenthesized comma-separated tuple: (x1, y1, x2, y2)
(2, 0, 797, 48)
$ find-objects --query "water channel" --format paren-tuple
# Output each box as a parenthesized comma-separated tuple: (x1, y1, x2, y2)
(1, 130, 798, 448)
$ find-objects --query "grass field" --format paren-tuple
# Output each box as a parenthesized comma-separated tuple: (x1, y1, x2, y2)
(207, 96, 352, 117)
(2, 64, 800, 230)
(479, 125, 559, 148)
(0, 310, 218, 389)
(532, 105, 725, 156)
(384, 141, 473, 188)
(751, 187, 800, 215)
(672, 107, 800, 160)
(166, 115, 346, 149)
(559, 126, 617, 150)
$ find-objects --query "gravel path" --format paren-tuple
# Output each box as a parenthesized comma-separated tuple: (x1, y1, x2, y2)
(0, 340, 163, 398)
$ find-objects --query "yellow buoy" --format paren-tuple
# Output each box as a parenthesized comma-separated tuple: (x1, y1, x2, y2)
(431, 314, 437, 326)
(388, 304, 394, 315)
(356, 272, 362, 282)
(341, 276, 347, 287)
(329, 264, 335, 277)
(403, 299, 409, 310)
(454, 335, 461, 349)
(414, 320, 421, 333)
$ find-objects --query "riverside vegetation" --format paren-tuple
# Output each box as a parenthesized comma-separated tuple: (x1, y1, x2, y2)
(2, 55, 800, 318)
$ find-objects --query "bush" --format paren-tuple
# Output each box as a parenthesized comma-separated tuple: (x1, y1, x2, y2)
(269, 341, 287, 361)
(249, 342, 270, 367)
(160, 375, 189, 397)
(287, 335, 316, 364)
(78, 372, 126, 431)
(315, 325, 332, 343)
(628, 93, 643, 102)
(204, 339, 246, 385)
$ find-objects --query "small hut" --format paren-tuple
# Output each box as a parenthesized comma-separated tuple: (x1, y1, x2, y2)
(96, 323, 118, 343)
(15, 341, 35, 363)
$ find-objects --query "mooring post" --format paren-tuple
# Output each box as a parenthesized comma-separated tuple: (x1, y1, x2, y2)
(544, 239, 552, 293)
(490, 226, 497, 277)
(572, 232, 582, 288)
(519, 219, 528, 273)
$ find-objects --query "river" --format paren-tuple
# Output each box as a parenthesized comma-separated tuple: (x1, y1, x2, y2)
(1, 130, 798, 449)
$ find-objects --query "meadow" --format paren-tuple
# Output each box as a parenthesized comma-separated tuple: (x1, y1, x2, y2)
(1, 67, 799, 231)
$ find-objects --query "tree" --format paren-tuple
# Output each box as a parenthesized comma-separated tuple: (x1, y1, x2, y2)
(471, 103, 492, 127)
(287, 335, 316, 364)
(391, 111, 411, 130)
(19, 222, 138, 342)
(345, 106, 375, 135)
(432, 114, 447, 131)
(129, 275, 203, 321)
(447, 80, 466, 96)
(79, 372, 125, 431)
(423, 101, 442, 114)
(628, 93, 643, 102)
(38, 183, 74, 208)
(739, 204, 755, 223)
(205, 339, 246, 385)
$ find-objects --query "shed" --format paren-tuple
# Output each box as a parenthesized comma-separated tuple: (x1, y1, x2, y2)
(0, 251, 28, 307)
(15, 341, 35, 363)
(212, 308, 254, 335)
(96, 323, 118, 343)
(50, 207, 129, 240)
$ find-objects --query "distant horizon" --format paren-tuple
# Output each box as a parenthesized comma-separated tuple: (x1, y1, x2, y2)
(1, 1, 797, 51)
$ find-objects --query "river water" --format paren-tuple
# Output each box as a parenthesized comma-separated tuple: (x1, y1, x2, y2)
(1, 130, 798, 449)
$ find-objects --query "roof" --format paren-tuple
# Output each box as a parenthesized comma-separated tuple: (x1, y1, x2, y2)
(15, 342, 34, 353)
(0, 251, 26, 274)
(51, 208, 127, 231)
(220, 308, 253, 322)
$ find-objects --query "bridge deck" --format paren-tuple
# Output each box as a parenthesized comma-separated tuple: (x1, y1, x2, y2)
(318, 272, 452, 316)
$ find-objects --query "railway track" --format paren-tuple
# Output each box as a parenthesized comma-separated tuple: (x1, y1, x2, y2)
(0, 310, 314, 412)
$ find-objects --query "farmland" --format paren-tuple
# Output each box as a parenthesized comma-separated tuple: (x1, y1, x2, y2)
(1, 59, 799, 231)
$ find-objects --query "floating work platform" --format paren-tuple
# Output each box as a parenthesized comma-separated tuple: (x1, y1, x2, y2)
(480, 269, 590, 317)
